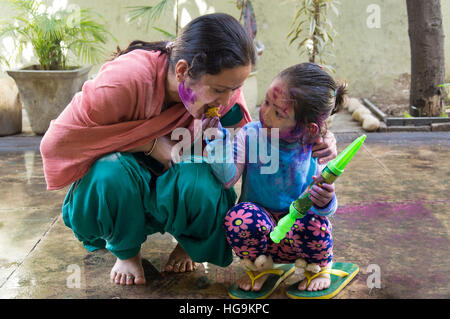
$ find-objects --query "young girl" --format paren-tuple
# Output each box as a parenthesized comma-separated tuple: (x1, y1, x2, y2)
(205, 62, 346, 295)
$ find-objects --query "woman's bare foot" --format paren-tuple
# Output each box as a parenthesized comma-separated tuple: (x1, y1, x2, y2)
(237, 271, 269, 292)
(298, 272, 331, 291)
(110, 252, 146, 285)
(164, 243, 199, 273)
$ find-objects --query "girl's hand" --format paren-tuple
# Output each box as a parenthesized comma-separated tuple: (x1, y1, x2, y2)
(202, 115, 220, 131)
(202, 115, 224, 141)
(312, 131, 337, 165)
(308, 175, 335, 208)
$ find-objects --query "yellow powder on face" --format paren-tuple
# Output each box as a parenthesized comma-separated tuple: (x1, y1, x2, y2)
(205, 107, 220, 118)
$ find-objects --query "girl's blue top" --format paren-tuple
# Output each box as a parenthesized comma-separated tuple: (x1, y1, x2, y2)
(206, 121, 337, 216)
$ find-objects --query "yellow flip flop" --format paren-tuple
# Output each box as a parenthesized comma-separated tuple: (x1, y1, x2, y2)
(285, 262, 359, 299)
(228, 264, 295, 299)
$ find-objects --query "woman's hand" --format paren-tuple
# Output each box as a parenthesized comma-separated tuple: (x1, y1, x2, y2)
(309, 176, 335, 208)
(312, 131, 337, 165)
(150, 135, 179, 170)
(128, 135, 178, 170)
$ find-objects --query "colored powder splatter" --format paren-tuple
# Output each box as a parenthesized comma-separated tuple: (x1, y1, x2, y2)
(178, 81, 196, 111)
(279, 126, 304, 141)
(273, 86, 282, 94)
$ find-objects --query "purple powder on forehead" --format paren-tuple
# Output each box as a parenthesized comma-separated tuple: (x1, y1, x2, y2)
(178, 81, 196, 107)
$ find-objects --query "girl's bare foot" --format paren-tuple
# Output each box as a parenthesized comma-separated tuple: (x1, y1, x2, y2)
(164, 243, 199, 273)
(297, 272, 330, 291)
(110, 252, 146, 285)
(237, 271, 269, 292)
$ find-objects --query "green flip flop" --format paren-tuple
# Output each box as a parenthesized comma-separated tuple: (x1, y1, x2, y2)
(285, 262, 359, 299)
(228, 264, 295, 299)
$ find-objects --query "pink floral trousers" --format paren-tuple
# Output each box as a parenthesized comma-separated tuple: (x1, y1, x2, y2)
(224, 202, 333, 267)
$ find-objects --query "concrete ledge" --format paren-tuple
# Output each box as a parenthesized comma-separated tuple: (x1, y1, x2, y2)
(362, 98, 450, 130)
(335, 132, 450, 145)
(378, 121, 388, 132)
(431, 122, 450, 131)
(386, 117, 450, 126)
(386, 125, 431, 132)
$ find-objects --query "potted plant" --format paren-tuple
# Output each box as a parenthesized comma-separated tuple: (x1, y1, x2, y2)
(287, 0, 340, 72)
(0, 0, 116, 135)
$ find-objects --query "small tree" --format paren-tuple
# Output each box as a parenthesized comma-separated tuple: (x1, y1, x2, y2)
(406, 0, 446, 117)
(287, 0, 340, 72)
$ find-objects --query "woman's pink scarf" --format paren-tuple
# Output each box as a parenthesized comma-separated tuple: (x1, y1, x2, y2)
(40, 50, 251, 190)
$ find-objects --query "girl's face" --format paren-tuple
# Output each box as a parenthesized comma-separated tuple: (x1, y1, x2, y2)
(178, 64, 252, 119)
(259, 77, 304, 142)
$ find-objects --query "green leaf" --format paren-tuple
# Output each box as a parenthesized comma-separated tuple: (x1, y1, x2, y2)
(290, 6, 306, 29)
(152, 26, 176, 40)
(309, 17, 316, 35)
(287, 20, 304, 39)
(125, 6, 155, 23)
(403, 111, 413, 118)
(125, 0, 171, 30)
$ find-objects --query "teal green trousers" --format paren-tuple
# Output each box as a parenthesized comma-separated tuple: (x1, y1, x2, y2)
(62, 152, 237, 267)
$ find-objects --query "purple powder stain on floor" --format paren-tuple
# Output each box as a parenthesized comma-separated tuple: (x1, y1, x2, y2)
(332, 199, 450, 297)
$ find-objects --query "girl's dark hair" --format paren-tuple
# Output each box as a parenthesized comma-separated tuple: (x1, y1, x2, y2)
(115, 13, 256, 80)
(278, 63, 348, 136)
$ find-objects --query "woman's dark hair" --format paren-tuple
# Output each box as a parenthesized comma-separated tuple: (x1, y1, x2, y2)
(278, 63, 348, 136)
(115, 13, 256, 80)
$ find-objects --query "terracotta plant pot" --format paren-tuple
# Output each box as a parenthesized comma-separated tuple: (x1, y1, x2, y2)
(7, 65, 92, 135)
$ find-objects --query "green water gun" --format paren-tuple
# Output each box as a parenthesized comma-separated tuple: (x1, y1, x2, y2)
(269, 135, 367, 244)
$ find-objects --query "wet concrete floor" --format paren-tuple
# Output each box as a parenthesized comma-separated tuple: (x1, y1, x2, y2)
(0, 132, 449, 299)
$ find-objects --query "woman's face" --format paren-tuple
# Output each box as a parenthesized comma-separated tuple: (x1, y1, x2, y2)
(178, 64, 252, 119)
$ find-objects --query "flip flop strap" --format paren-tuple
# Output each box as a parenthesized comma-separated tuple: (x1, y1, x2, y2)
(304, 269, 349, 289)
(246, 269, 285, 291)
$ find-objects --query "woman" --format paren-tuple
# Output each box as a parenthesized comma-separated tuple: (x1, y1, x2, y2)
(40, 13, 337, 286)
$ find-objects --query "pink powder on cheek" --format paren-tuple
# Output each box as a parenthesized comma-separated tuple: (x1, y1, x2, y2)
(178, 81, 197, 109)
